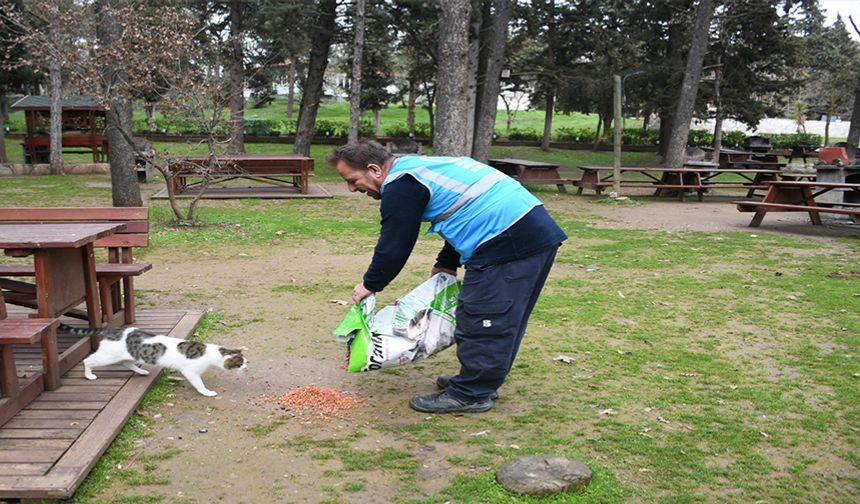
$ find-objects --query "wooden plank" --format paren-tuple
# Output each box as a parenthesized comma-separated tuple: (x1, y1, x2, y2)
(0, 449, 65, 463)
(0, 429, 82, 439)
(12, 409, 98, 421)
(46, 386, 119, 394)
(3, 418, 91, 430)
(60, 378, 126, 387)
(37, 392, 114, 402)
(0, 463, 53, 476)
(0, 208, 148, 221)
(0, 438, 71, 449)
(25, 401, 105, 411)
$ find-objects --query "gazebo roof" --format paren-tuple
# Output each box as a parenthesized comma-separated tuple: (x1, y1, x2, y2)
(11, 95, 105, 111)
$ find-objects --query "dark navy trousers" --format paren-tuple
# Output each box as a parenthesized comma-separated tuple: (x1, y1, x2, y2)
(446, 245, 559, 401)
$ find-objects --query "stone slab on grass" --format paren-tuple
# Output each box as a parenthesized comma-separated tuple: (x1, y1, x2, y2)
(497, 455, 592, 496)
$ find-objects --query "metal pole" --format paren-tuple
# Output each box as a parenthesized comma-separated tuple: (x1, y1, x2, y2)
(613, 74, 622, 196)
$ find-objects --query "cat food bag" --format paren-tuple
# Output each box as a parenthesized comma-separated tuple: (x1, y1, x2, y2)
(332, 273, 460, 372)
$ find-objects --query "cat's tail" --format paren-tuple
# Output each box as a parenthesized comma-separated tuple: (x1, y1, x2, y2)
(58, 323, 103, 336)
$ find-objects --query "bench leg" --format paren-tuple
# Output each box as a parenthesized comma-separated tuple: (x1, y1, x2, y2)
(40, 326, 60, 391)
(808, 211, 822, 225)
(749, 208, 767, 227)
(556, 183, 567, 193)
(0, 345, 19, 399)
(99, 278, 116, 326)
(123, 277, 136, 324)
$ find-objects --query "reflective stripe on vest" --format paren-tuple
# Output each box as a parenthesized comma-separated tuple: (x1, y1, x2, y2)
(432, 169, 507, 224)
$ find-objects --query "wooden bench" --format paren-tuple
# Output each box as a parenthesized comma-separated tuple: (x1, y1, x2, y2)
(577, 165, 783, 200)
(168, 154, 314, 195)
(488, 158, 573, 193)
(0, 293, 60, 426)
(0, 208, 151, 325)
(734, 181, 860, 227)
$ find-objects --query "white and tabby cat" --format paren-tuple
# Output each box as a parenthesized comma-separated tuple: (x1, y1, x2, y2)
(61, 324, 247, 397)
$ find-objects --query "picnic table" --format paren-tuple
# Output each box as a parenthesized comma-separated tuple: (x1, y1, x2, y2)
(168, 154, 314, 195)
(0, 222, 124, 391)
(487, 158, 571, 193)
(576, 165, 785, 200)
(734, 181, 860, 227)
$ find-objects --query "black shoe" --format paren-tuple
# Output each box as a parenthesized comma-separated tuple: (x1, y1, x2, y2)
(409, 391, 494, 414)
(436, 374, 499, 400)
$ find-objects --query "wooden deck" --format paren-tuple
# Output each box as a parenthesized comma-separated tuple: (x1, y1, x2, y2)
(0, 308, 203, 500)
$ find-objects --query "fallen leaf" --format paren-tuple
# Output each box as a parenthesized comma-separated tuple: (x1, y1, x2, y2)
(329, 299, 349, 306)
(598, 408, 617, 415)
(639, 467, 652, 473)
(759, 431, 769, 438)
(553, 355, 575, 363)
(617, 291, 625, 298)
(470, 430, 489, 437)
(656, 416, 670, 424)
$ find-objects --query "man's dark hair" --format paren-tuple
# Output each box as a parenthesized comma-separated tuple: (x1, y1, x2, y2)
(327, 139, 391, 170)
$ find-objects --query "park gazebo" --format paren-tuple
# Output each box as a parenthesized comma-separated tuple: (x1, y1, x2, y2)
(11, 95, 107, 164)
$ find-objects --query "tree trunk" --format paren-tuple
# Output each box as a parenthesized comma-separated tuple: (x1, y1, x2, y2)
(433, 0, 471, 156)
(463, 0, 482, 155)
(501, 93, 513, 135)
(658, 20, 684, 158)
(848, 75, 860, 148)
(294, 0, 337, 156)
(825, 108, 831, 146)
(48, 2, 63, 174)
(541, 91, 554, 151)
(540, 0, 556, 152)
(348, 0, 366, 143)
(97, 0, 142, 207)
(472, 0, 510, 163)
(592, 115, 602, 151)
(0, 95, 7, 163)
(424, 83, 435, 141)
(227, 0, 245, 154)
(373, 108, 380, 136)
(286, 60, 296, 120)
(664, 0, 715, 168)
(712, 58, 723, 163)
(406, 81, 416, 136)
(145, 102, 156, 132)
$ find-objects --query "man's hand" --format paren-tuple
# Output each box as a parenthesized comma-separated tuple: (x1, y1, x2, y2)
(431, 267, 457, 277)
(352, 282, 374, 304)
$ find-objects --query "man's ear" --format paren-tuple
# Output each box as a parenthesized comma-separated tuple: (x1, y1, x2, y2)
(367, 163, 384, 178)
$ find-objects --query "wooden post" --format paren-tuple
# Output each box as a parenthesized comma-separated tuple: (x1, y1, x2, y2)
(613, 74, 622, 196)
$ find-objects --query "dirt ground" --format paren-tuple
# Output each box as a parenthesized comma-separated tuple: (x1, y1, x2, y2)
(96, 182, 857, 503)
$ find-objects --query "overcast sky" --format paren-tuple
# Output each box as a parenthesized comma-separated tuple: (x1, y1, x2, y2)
(819, 0, 860, 40)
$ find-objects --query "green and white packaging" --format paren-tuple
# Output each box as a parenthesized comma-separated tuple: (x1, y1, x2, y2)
(332, 273, 460, 372)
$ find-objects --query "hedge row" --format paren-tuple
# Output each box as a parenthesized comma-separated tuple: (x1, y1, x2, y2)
(4, 115, 823, 148)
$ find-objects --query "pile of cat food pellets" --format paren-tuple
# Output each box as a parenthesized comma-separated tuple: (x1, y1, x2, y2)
(262, 385, 362, 420)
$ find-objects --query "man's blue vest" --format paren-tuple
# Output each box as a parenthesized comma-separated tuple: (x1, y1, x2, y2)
(381, 156, 541, 263)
